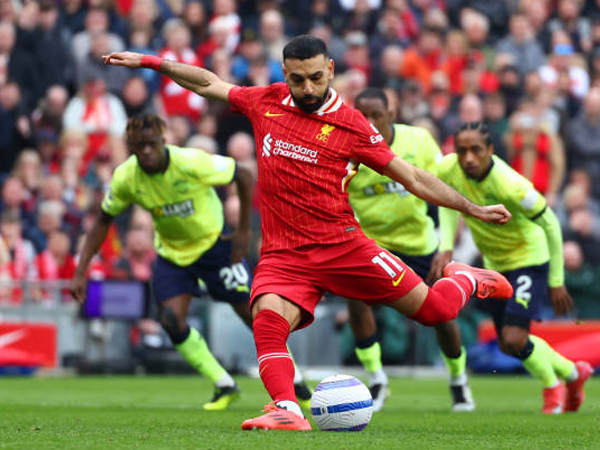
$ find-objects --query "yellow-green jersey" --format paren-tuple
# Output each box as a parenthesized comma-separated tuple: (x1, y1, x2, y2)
(347, 124, 440, 256)
(102, 145, 236, 266)
(437, 154, 563, 284)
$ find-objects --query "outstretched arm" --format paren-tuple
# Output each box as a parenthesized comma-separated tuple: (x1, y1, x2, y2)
(231, 162, 254, 263)
(102, 51, 235, 103)
(383, 156, 511, 224)
(426, 206, 461, 283)
(533, 207, 573, 316)
(70, 212, 113, 303)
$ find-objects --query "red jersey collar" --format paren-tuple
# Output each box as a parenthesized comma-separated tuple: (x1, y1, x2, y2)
(281, 88, 343, 116)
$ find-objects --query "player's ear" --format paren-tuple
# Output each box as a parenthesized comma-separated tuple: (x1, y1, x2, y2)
(328, 58, 335, 80)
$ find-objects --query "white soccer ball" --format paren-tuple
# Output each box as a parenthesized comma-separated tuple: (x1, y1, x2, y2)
(310, 374, 373, 431)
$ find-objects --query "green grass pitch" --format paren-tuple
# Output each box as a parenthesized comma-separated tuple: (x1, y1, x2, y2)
(1, 375, 598, 449)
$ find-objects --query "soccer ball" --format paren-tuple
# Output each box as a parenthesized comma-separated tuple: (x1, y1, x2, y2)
(310, 374, 373, 431)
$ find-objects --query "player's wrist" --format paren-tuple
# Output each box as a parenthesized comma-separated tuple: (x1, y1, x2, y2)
(141, 55, 164, 71)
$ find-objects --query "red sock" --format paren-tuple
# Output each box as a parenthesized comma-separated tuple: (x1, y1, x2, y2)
(409, 275, 474, 326)
(253, 309, 296, 402)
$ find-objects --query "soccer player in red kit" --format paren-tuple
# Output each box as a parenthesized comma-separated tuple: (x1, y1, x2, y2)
(104, 35, 513, 431)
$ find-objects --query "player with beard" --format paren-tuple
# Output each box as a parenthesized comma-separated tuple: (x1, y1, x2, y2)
(103, 35, 514, 431)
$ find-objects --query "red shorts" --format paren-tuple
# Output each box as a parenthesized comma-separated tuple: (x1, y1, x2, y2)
(250, 236, 423, 329)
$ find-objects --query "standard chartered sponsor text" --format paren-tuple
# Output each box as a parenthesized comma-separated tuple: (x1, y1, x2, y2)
(274, 139, 319, 164)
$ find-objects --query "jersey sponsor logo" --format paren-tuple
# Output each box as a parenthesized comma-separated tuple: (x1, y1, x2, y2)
(261, 133, 319, 164)
(316, 124, 335, 143)
(369, 123, 384, 144)
(262, 133, 272, 157)
(265, 110, 285, 117)
(152, 199, 195, 218)
(363, 181, 409, 197)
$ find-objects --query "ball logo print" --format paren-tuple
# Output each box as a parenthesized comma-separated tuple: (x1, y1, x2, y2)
(262, 133, 272, 157)
(310, 374, 373, 431)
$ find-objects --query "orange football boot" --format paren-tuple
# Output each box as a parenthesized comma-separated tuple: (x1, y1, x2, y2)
(241, 401, 312, 431)
(542, 384, 564, 414)
(564, 361, 593, 412)
(443, 262, 514, 300)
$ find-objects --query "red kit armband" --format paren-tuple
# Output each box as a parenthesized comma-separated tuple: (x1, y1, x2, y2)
(140, 55, 164, 71)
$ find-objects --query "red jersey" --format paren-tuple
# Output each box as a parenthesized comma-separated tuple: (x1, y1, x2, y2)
(228, 83, 396, 253)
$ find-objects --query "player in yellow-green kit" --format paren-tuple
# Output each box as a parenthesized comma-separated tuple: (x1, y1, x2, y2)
(71, 114, 312, 410)
(346, 88, 474, 412)
(430, 121, 592, 414)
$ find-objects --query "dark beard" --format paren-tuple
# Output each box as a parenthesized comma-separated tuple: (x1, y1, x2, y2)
(292, 88, 329, 113)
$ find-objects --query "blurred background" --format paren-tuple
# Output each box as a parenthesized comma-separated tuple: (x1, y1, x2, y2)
(1, 0, 600, 377)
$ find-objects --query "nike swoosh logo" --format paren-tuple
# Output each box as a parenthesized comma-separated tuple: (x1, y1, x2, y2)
(0, 329, 26, 348)
(265, 111, 285, 117)
(392, 271, 406, 287)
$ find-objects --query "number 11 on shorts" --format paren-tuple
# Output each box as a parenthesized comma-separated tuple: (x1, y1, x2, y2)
(372, 251, 405, 285)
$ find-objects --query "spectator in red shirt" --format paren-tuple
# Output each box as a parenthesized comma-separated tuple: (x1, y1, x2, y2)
(112, 228, 155, 282)
(159, 18, 205, 121)
(400, 27, 444, 93)
(0, 210, 37, 304)
(36, 230, 76, 301)
(442, 30, 470, 95)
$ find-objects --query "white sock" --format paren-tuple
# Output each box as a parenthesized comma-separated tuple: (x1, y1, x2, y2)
(369, 369, 388, 387)
(293, 364, 304, 384)
(277, 400, 304, 418)
(450, 372, 468, 387)
(455, 271, 476, 295)
(566, 365, 579, 383)
(215, 373, 236, 388)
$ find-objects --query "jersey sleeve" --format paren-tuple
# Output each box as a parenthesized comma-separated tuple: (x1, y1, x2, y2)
(101, 167, 132, 217)
(436, 154, 460, 251)
(228, 85, 269, 118)
(533, 207, 565, 287)
(350, 116, 396, 173)
(508, 174, 547, 219)
(438, 207, 461, 251)
(419, 129, 442, 176)
(436, 154, 456, 183)
(189, 151, 236, 186)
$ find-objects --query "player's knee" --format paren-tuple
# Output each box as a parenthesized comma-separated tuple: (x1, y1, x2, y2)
(158, 305, 186, 338)
(347, 300, 376, 337)
(409, 290, 458, 327)
(499, 340, 523, 356)
(499, 333, 529, 356)
(232, 302, 253, 328)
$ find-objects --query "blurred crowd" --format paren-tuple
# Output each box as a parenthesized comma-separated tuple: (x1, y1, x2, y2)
(0, 0, 599, 316)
